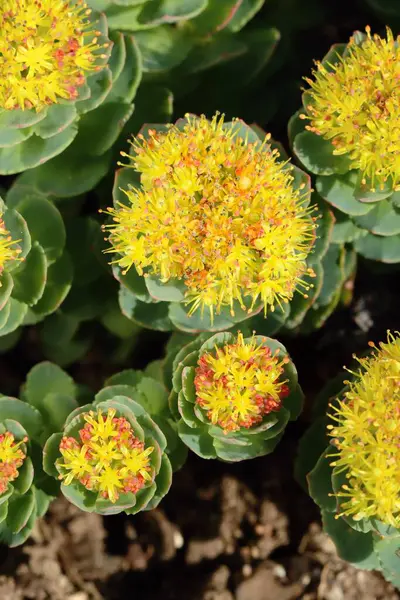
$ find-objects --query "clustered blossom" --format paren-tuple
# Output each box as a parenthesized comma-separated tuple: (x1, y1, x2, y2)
(0, 431, 27, 495)
(0, 0, 109, 110)
(328, 332, 400, 527)
(194, 333, 289, 432)
(105, 114, 315, 320)
(58, 408, 154, 503)
(302, 27, 400, 190)
(0, 215, 22, 274)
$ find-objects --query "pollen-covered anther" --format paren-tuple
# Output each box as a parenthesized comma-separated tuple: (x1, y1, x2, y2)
(0, 0, 109, 111)
(194, 333, 289, 433)
(0, 431, 27, 495)
(105, 113, 315, 321)
(58, 408, 154, 503)
(328, 331, 400, 527)
(303, 27, 400, 190)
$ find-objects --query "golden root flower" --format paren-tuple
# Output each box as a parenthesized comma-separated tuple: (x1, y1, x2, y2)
(328, 332, 400, 527)
(58, 409, 153, 503)
(303, 27, 400, 190)
(194, 333, 289, 432)
(0, 431, 27, 495)
(0, 0, 109, 110)
(105, 114, 315, 320)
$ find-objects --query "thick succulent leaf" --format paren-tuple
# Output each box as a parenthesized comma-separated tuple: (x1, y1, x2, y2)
(284, 262, 324, 330)
(353, 199, 400, 236)
(0, 123, 78, 175)
(26, 145, 112, 198)
(316, 172, 376, 216)
(179, 34, 246, 74)
(135, 26, 192, 72)
(12, 457, 34, 496)
(135, 377, 170, 416)
(25, 362, 75, 410)
(181, 366, 196, 403)
(143, 454, 173, 511)
(34, 487, 52, 519)
(213, 432, 282, 462)
(178, 390, 203, 428)
(177, 420, 216, 458)
(293, 131, 352, 176)
(0, 108, 47, 130)
(33, 104, 78, 139)
(66, 218, 104, 286)
(16, 198, 65, 265)
(0, 503, 37, 547)
(119, 286, 174, 330)
(7, 489, 36, 534)
(322, 510, 379, 570)
(0, 301, 11, 330)
(30, 251, 73, 316)
(168, 300, 261, 333)
(0, 272, 14, 311)
(0, 126, 34, 148)
(95, 384, 139, 405)
(0, 502, 8, 524)
(11, 242, 47, 306)
(41, 394, 78, 434)
(76, 102, 134, 156)
(3, 206, 32, 265)
(0, 298, 28, 336)
(374, 536, 400, 589)
(226, 0, 265, 31)
(112, 264, 150, 302)
(354, 233, 400, 263)
(124, 483, 157, 515)
(61, 483, 97, 513)
(76, 69, 113, 114)
(307, 447, 336, 512)
(145, 276, 185, 303)
(42, 433, 63, 478)
(107, 35, 142, 102)
(106, 369, 144, 387)
(331, 210, 367, 244)
(295, 416, 329, 490)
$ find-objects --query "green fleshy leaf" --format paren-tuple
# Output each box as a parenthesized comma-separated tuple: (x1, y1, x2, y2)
(331, 211, 367, 244)
(34, 487, 52, 519)
(322, 510, 379, 569)
(143, 454, 173, 510)
(135, 26, 192, 72)
(41, 393, 78, 434)
(136, 377, 170, 416)
(105, 369, 144, 387)
(0, 123, 78, 175)
(7, 489, 36, 534)
(374, 536, 400, 588)
(31, 251, 73, 316)
(198, 331, 236, 355)
(316, 172, 376, 216)
(181, 366, 196, 403)
(295, 416, 329, 490)
(107, 35, 142, 102)
(0, 502, 8, 524)
(124, 483, 157, 515)
(76, 102, 134, 156)
(308, 447, 336, 512)
(12, 457, 34, 496)
(180, 34, 246, 75)
(34, 104, 78, 139)
(11, 242, 47, 306)
(119, 286, 174, 331)
(177, 420, 216, 459)
(0, 301, 11, 330)
(0, 502, 37, 547)
(16, 198, 65, 264)
(108, 31, 126, 83)
(0, 298, 28, 336)
(76, 68, 113, 114)
(145, 276, 185, 302)
(294, 131, 352, 176)
(42, 433, 64, 479)
(0, 108, 47, 129)
(226, 0, 264, 30)
(61, 483, 96, 513)
(0, 272, 14, 311)
(178, 390, 202, 428)
(213, 432, 282, 462)
(65, 218, 104, 286)
(112, 264, 150, 302)
(353, 199, 400, 236)
(3, 206, 32, 265)
(354, 233, 400, 263)
(0, 127, 33, 148)
(25, 362, 75, 410)
(308, 195, 335, 265)
(0, 398, 42, 440)
(168, 390, 180, 421)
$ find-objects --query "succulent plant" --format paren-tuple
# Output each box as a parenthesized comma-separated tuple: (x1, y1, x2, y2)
(291, 27, 400, 263)
(0, 0, 141, 198)
(296, 332, 400, 588)
(164, 331, 303, 461)
(103, 113, 322, 333)
(0, 193, 71, 337)
(0, 361, 78, 546)
(43, 368, 187, 515)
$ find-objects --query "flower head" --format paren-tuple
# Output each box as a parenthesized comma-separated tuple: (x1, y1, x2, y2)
(105, 114, 315, 320)
(58, 408, 154, 503)
(0, 215, 22, 273)
(0, 0, 109, 111)
(328, 332, 400, 527)
(194, 333, 289, 433)
(302, 27, 400, 190)
(0, 431, 27, 495)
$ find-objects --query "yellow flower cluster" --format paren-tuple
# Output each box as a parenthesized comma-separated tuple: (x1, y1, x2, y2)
(58, 408, 153, 503)
(328, 332, 400, 527)
(0, 215, 21, 273)
(0, 431, 27, 495)
(303, 27, 400, 190)
(105, 114, 315, 320)
(194, 333, 289, 432)
(0, 0, 109, 110)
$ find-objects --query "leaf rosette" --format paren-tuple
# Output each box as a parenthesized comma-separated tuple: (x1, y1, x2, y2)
(296, 332, 400, 588)
(164, 331, 304, 461)
(43, 369, 187, 515)
(291, 28, 400, 263)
